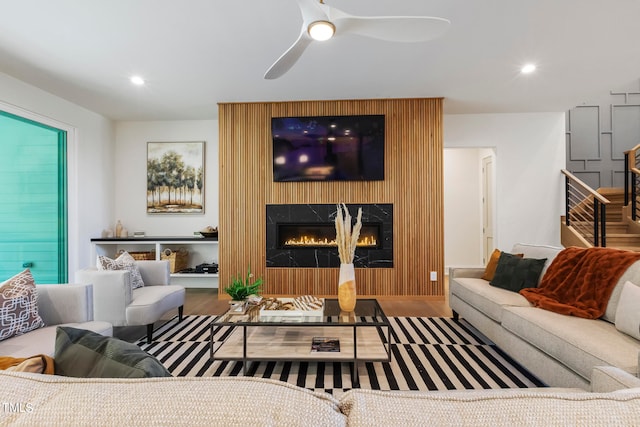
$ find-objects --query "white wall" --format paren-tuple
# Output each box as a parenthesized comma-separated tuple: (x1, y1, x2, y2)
(0, 71, 114, 278)
(0, 72, 566, 279)
(444, 113, 565, 264)
(444, 148, 494, 269)
(114, 120, 219, 236)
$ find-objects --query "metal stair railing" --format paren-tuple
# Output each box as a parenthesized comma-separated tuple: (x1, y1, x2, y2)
(624, 145, 640, 221)
(562, 169, 610, 247)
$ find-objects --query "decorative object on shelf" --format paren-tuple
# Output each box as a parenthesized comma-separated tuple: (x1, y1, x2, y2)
(117, 249, 155, 261)
(335, 203, 362, 312)
(194, 262, 218, 274)
(101, 229, 113, 238)
(115, 220, 123, 238)
(147, 141, 205, 214)
(224, 266, 263, 306)
(200, 225, 218, 238)
(161, 248, 189, 273)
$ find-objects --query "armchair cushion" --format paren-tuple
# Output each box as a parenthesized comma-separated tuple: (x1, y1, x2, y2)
(127, 285, 185, 326)
(54, 326, 171, 378)
(0, 269, 45, 342)
(97, 251, 145, 289)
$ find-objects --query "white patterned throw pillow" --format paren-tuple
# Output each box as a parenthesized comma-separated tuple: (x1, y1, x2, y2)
(0, 269, 45, 341)
(97, 251, 145, 289)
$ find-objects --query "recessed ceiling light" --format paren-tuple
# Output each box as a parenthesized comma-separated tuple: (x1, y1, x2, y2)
(130, 75, 145, 86)
(521, 64, 536, 74)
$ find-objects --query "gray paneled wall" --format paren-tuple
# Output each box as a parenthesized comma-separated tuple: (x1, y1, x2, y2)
(566, 89, 640, 189)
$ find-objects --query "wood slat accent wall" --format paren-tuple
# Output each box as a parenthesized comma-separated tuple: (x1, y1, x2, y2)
(218, 98, 443, 297)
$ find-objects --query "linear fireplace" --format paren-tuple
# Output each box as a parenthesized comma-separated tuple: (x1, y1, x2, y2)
(277, 223, 382, 249)
(266, 204, 393, 268)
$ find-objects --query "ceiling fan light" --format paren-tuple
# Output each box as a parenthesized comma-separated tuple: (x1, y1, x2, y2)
(308, 20, 335, 41)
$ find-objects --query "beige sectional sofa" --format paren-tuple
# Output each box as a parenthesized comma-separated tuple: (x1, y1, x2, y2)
(449, 243, 640, 390)
(1, 366, 639, 426)
(0, 284, 112, 358)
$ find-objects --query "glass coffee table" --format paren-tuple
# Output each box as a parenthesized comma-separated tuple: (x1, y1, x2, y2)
(210, 298, 391, 387)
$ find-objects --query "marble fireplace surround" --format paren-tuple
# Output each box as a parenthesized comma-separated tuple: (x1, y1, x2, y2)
(266, 204, 393, 268)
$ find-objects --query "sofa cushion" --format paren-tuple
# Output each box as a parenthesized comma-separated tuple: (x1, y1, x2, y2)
(97, 251, 145, 289)
(0, 373, 345, 426)
(449, 277, 531, 323)
(482, 249, 523, 281)
(502, 306, 640, 380)
(615, 281, 640, 340)
(490, 252, 547, 292)
(510, 243, 563, 283)
(603, 260, 640, 324)
(0, 269, 45, 342)
(339, 388, 640, 427)
(55, 326, 171, 378)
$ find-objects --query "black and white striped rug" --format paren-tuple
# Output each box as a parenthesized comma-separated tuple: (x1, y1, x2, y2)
(137, 315, 545, 397)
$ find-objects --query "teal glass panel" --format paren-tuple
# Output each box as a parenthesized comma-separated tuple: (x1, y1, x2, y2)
(0, 111, 67, 283)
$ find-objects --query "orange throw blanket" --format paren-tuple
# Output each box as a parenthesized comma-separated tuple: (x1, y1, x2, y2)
(0, 355, 55, 374)
(519, 246, 640, 319)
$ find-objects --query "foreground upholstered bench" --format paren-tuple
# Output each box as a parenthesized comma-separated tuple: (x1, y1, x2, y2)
(1, 367, 639, 426)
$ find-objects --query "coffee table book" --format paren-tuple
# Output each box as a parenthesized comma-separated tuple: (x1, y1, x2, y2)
(311, 337, 340, 352)
(259, 297, 324, 322)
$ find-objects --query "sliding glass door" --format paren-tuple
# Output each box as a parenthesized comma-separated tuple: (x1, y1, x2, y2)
(0, 110, 67, 283)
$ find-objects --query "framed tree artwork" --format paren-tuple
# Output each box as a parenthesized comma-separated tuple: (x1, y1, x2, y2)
(147, 141, 205, 214)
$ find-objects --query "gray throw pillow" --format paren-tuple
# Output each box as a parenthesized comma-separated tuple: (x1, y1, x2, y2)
(54, 326, 171, 378)
(490, 252, 547, 292)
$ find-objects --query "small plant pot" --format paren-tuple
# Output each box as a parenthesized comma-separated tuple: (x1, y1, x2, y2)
(228, 300, 247, 315)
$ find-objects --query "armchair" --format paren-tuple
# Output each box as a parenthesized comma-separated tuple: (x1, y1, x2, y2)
(75, 260, 185, 343)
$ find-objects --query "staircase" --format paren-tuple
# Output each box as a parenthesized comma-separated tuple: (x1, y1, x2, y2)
(599, 188, 640, 251)
(561, 186, 640, 252)
(562, 146, 640, 251)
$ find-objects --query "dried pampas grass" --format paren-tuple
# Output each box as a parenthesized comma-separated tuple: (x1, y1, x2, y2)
(335, 204, 362, 264)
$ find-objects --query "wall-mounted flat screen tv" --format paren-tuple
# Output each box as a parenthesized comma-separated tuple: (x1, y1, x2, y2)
(272, 115, 384, 182)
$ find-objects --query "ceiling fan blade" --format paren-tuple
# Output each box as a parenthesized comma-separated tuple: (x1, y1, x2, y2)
(264, 0, 327, 80)
(264, 29, 313, 80)
(332, 15, 450, 43)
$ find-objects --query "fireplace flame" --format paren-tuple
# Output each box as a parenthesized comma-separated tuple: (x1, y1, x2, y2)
(284, 235, 377, 248)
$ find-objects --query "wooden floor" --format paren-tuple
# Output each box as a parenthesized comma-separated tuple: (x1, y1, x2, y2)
(115, 282, 452, 342)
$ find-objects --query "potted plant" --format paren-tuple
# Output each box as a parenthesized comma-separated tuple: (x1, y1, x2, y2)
(224, 266, 263, 313)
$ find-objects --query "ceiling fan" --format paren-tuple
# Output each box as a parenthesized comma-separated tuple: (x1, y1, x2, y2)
(264, 0, 450, 79)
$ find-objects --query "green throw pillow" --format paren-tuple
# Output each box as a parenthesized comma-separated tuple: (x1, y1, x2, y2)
(490, 252, 547, 292)
(54, 326, 172, 378)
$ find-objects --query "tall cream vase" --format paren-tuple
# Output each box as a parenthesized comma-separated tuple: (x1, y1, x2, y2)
(338, 263, 356, 312)
(335, 203, 362, 312)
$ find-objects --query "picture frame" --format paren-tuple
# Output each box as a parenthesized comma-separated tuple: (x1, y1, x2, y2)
(147, 141, 205, 214)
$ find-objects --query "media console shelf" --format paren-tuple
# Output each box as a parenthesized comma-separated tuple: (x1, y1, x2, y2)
(90, 236, 219, 289)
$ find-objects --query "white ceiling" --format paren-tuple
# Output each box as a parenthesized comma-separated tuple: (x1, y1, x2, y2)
(1, 0, 639, 121)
